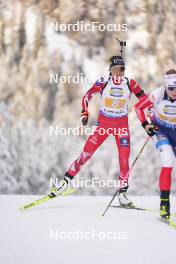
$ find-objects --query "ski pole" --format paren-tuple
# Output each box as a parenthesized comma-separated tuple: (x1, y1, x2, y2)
(102, 136, 150, 217)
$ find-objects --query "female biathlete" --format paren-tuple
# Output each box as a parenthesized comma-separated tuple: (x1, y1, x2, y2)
(135, 69, 176, 219)
(52, 55, 146, 206)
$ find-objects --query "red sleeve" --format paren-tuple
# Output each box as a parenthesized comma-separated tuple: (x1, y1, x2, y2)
(82, 81, 106, 112)
(130, 79, 146, 99)
(134, 95, 153, 124)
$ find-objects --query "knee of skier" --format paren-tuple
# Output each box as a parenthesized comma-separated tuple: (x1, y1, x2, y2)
(158, 144, 175, 167)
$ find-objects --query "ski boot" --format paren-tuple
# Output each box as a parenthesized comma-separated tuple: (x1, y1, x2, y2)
(118, 185, 133, 207)
(160, 191, 170, 220)
(51, 173, 73, 197)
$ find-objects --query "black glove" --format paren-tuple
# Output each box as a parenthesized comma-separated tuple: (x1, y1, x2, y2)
(81, 110, 89, 126)
(142, 121, 158, 137)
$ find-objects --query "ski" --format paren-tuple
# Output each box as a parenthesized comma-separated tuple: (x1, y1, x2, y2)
(111, 204, 158, 212)
(19, 188, 75, 211)
(111, 204, 176, 229)
(111, 204, 146, 210)
(158, 217, 176, 230)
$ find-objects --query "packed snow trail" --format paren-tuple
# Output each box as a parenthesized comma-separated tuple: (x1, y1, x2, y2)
(0, 195, 176, 264)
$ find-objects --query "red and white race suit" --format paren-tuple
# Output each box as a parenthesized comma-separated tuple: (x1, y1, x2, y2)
(67, 76, 146, 187)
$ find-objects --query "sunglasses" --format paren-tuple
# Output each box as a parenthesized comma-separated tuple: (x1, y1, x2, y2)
(167, 87, 176, 91)
(119, 66, 125, 71)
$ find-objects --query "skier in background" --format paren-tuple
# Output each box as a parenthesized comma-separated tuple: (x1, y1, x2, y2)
(52, 55, 146, 206)
(135, 69, 176, 219)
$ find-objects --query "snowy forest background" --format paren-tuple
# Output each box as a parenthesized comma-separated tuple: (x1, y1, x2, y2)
(0, 0, 175, 195)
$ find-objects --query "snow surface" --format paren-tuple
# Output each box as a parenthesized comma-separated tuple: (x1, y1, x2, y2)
(1, 195, 176, 264)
